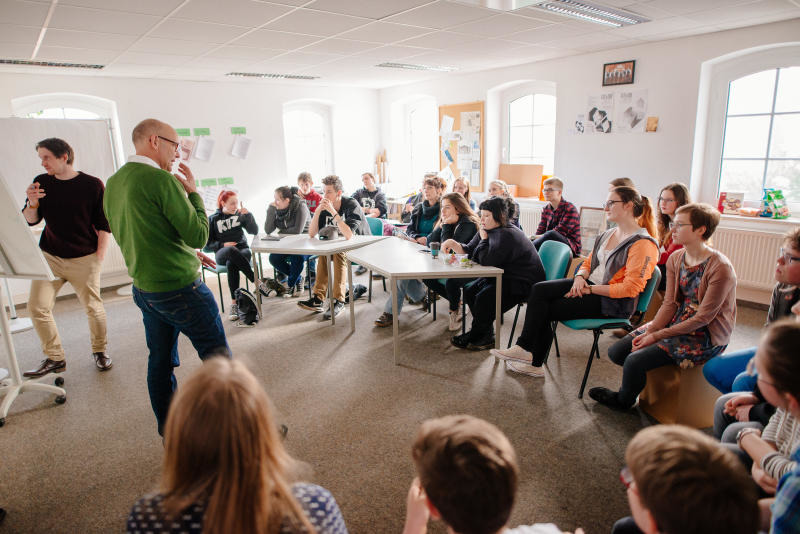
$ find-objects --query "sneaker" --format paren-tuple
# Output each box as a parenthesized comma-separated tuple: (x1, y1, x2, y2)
(355, 265, 367, 276)
(505, 360, 545, 378)
(298, 295, 324, 313)
(323, 300, 345, 319)
(228, 303, 240, 321)
(264, 278, 287, 297)
(490, 345, 533, 364)
(588, 387, 631, 411)
(450, 331, 473, 349)
(466, 334, 495, 351)
(257, 279, 273, 297)
(375, 312, 393, 327)
(448, 309, 462, 331)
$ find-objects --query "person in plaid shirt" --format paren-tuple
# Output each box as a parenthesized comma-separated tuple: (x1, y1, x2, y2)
(532, 177, 581, 256)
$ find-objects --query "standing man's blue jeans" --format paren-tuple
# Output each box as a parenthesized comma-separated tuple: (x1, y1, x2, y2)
(702, 347, 757, 394)
(132, 279, 230, 435)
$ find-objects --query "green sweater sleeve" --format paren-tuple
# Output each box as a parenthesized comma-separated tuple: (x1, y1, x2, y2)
(156, 178, 208, 248)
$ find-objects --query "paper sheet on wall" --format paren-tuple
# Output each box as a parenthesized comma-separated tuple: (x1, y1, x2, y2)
(470, 169, 480, 187)
(586, 93, 615, 134)
(231, 135, 252, 159)
(439, 115, 454, 137)
(438, 165, 455, 184)
(615, 89, 648, 133)
(179, 138, 195, 161)
(201, 185, 223, 211)
(194, 137, 215, 161)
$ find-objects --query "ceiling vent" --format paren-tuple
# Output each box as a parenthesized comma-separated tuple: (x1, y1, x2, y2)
(226, 72, 319, 80)
(0, 59, 104, 69)
(376, 62, 458, 72)
(451, 0, 649, 27)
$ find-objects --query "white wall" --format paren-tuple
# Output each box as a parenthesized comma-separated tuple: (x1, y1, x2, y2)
(0, 74, 382, 218)
(379, 18, 800, 211)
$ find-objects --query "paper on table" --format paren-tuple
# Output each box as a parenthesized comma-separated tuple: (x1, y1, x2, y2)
(231, 135, 252, 159)
(439, 115, 454, 137)
(194, 137, 215, 161)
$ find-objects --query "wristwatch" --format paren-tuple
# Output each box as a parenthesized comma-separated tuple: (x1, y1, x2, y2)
(736, 427, 760, 447)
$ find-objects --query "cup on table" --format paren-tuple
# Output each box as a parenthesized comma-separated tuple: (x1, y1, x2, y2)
(429, 241, 440, 258)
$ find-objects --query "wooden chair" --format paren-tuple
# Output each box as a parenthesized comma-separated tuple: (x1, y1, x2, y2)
(638, 363, 719, 428)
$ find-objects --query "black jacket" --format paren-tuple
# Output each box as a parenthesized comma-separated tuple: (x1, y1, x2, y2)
(407, 200, 440, 239)
(463, 225, 545, 295)
(352, 187, 388, 218)
(207, 210, 258, 252)
(318, 195, 368, 235)
(428, 214, 478, 245)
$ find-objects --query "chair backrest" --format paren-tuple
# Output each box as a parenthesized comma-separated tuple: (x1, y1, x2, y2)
(538, 240, 572, 281)
(635, 267, 662, 314)
(366, 216, 383, 237)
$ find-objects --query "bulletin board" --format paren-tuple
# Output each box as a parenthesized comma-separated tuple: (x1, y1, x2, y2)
(438, 101, 484, 192)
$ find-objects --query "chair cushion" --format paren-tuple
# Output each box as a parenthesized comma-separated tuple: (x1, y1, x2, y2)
(562, 318, 630, 331)
(204, 265, 227, 274)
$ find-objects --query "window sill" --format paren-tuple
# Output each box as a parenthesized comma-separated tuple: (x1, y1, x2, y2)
(718, 213, 799, 233)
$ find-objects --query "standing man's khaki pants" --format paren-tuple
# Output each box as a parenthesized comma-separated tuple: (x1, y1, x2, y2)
(29, 251, 107, 361)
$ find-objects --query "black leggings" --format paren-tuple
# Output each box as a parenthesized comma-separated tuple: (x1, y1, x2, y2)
(215, 246, 254, 300)
(608, 334, 674, 407)
(464, 277, 526, 338)
(516, 278, 615, 365)
(423, 278, 471, 311)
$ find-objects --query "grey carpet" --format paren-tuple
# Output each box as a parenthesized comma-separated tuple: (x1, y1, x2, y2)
(0, 275, 765, 533)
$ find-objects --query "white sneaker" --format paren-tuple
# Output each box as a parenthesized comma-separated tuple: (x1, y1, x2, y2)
(448, 309, 462, 331)
(490, 345, 533, 364)
(228, 303, 239, 321)
(505, 360, 545, 378)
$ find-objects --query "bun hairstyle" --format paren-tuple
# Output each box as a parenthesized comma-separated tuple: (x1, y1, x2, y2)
(216, 189, 237, 210)
(612, 186, 658, 240)
(479, 196, 515, 227)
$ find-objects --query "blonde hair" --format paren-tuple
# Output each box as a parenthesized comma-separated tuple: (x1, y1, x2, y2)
(543, 177, 563, 190)
(160, 358, 313, 534)
(452, 176, 473, 205)
(488, 180, 511, 197)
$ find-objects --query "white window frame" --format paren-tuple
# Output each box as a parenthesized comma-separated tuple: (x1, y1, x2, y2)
(282, 100, 335, 182)
(10, 92, 125, 170)
(500, 81, 556, 173)
(406, 97, 438, 189)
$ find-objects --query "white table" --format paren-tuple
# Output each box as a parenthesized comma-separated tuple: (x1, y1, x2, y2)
(250, 234, 388, 327)
(347, 238, 504, 365)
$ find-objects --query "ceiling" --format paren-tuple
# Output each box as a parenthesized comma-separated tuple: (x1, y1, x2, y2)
(0, 0, 799, 88)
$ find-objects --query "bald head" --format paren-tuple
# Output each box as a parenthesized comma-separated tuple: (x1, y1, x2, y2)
(131, 118, 179, 170)
(132, 119, 171, 148)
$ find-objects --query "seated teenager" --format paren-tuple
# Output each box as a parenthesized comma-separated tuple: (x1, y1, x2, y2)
(531, 177, 581, 257)
(452, 175, 476, 211)
(443, 197, 545, 351)
(297, 175, 367, 319)
(265, 186, 311, 297)
(296, 171, 321, 285)
(206, 190, 267, 321)
(402, 414, 583, 534)
(704, 228, 800, 394)
(402, 174, 434, 223)
(421, 192, 480, 331)
(492, 186, 658, 377)
(374, 176, 445, 327)
(611, 425, 758, 534)
(352, 172, 387, 219)
(487, 179, 521, 228)
(589, 203, 736, 411)
(126, 357, 348, 534)
(749, 321, 800, 534)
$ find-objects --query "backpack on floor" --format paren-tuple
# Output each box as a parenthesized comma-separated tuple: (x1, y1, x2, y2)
(235, 287, 260, 325)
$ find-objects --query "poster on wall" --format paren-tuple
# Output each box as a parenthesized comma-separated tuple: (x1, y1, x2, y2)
(459, 110, 481, 186)
(616, 89, 648, 133)
(586, 93, 614, 133)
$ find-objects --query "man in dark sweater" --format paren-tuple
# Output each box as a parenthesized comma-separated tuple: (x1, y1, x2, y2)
(22, 138, 112, 377)
(298, 175, 367, 319)
(352, 172, 387, 218)
(104, 118, 229, 435)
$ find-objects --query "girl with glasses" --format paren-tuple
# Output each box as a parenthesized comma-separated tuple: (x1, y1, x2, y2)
(655, 183, 690, 290)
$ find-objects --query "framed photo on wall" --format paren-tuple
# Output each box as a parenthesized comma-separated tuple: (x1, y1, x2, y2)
(603, 60, 635, 86)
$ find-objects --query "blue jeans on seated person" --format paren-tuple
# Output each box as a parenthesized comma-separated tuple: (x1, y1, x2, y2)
(132, 279, 230, 436)
(384, 279, 428, 315)
(702, 346, 756, 394)
(269, 253, 309, 287)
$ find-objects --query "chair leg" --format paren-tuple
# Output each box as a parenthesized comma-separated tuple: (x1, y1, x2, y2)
(507, 304, 521, 349)
(431, 289, 436, 321)
(578, 330, 602, 398)
(306, 258, 312, 299)
(368, 271, 373, 303)
(461, 287, 466, 335)
(217, 272, 225, 313)
(382, 278, 386, 292)
(552, 322, 561, 358)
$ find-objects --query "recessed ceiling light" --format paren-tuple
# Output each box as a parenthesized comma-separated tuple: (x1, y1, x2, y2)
(226, 72, 319, 80)
(0, 59, 104, 69)
(451, 0, 649, 27)
(376, 62, 458, 72)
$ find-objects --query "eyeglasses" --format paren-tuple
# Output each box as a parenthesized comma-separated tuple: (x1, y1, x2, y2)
(779, 247, 800, 265)
(542, 188, 560, 193)
(669, 221, 693, 230)
(604, 200, 624, 210)
(157, 135, 180, 151)
(619, 467, 636, 492)
(658, 197, 676, 203)
(746, 357, 777, 388)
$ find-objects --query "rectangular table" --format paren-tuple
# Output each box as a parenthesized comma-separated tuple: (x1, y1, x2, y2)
(250, 234, 388, 327)
(347, 237, 504, 365)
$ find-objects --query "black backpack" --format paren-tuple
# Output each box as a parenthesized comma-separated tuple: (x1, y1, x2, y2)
(235, 288, 260, 325)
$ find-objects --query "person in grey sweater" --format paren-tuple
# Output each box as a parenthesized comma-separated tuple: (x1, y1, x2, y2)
(265, 186, 311, 296)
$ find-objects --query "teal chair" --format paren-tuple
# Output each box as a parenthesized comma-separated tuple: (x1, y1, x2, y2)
(200, 247, 249, 313)
(365, 217, 387, 302)
(554, 267, 662, 399)
(505, 240, 573, 348)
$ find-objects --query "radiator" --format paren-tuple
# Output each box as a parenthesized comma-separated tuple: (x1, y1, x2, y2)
(713, 228, 783, 293)
(518, 206, 542, 236)
(101, 234, 129, 277)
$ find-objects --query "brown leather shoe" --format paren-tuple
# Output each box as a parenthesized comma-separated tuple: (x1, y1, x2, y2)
(93, 352, 112, 371)
(23, 358, 66, 378)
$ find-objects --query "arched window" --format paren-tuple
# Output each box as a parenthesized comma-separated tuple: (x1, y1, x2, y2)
(283, 101, 334, 181)
(719, 67, 800, 208)
(507, 92, 556, 173)
(407, 99, 437, 187)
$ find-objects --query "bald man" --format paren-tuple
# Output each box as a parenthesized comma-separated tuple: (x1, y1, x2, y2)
(103, 118, 230, 436)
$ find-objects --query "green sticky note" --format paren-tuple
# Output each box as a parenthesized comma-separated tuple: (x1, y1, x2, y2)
(200, 178, 218, 187)
(218, 176, 234, 185)
(230, 127, 246, 135)
(193, 128, 211, 136)
(176, 128, 191, 137)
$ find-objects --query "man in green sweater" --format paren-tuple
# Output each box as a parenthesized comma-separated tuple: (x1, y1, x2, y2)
(104, 118, 230, 436)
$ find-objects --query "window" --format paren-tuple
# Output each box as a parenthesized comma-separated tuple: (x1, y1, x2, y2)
(27, 107, 100, 120)
(508, 93, 556, 173)
(283, 102, 333, 182)
(408, 100, 437, 187)
(719, 67, 800, 208)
